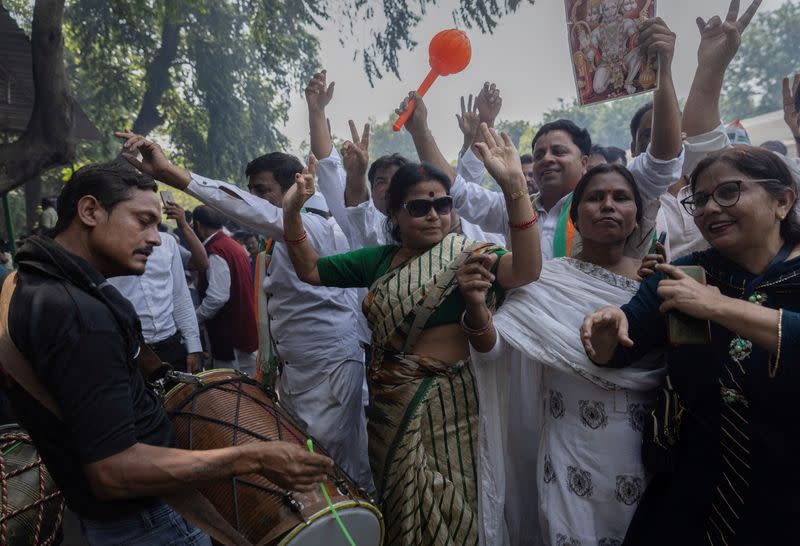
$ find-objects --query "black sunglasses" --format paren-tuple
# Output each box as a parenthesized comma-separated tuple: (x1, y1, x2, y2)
(402, 196, 453, 218)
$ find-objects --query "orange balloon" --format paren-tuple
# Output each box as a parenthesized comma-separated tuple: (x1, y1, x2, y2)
(428, 29, 472, 76)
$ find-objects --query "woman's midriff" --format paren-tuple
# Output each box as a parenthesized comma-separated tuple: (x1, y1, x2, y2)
(387, 323, 469, 363)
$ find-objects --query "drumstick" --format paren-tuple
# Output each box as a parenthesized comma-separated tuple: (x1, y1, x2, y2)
(306, 439, 357, 546)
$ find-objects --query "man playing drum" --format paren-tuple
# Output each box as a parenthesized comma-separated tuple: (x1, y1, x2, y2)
(0, 162, 333, 545)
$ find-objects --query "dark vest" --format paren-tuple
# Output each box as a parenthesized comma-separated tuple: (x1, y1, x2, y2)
(199, 231, 258, 360)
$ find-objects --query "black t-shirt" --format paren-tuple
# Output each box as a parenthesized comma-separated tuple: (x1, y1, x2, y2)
(6, 256, 175, 520)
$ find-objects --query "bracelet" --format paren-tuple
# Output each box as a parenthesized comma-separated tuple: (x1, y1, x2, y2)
(508, 213, 539, 231)
(509, 187, 528, 201)
(284, 232, 307, 246)
(460, 309, 493, 336)
(769, 308, 783, 378)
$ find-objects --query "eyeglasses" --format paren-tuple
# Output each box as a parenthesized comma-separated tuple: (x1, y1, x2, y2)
(680, 179, 780, 217)
(402, 196, 453, 218)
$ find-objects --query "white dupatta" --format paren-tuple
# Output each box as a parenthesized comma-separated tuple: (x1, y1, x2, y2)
(473, 258, 666, 546)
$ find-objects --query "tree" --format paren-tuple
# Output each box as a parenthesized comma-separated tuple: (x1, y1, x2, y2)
(495, 119, 532, 149)
(4, 0, 536, 195)
(0, 0, 76, 194)
(720, 0, 800, 121)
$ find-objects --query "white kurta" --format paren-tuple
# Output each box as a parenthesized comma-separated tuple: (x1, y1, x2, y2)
(472, 258, 666, 546)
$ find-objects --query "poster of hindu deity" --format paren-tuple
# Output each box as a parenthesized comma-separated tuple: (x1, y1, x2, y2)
(565, 0, 658, 106)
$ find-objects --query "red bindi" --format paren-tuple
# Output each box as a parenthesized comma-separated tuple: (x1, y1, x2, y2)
(429, 191, 435, 197)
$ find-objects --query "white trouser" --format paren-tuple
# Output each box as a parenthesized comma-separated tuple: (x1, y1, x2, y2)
(214, 348, 257, 377)
(279, 360, 374, 494)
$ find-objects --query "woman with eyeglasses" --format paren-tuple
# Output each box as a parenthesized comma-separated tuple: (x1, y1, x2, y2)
(581, 146, 800, 545)
(282, 124, 541, 545)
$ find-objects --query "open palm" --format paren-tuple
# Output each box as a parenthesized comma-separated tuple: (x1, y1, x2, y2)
(473, 124, 523, 190)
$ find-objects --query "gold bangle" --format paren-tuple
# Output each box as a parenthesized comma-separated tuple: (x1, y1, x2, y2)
(509, 187, 527, 201)
(460, 309, 493, 336)
(770, 308, 783, 379)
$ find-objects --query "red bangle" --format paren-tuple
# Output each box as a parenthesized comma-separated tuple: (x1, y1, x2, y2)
(284, 232, 307, 246)
(508, 213, 539, 231)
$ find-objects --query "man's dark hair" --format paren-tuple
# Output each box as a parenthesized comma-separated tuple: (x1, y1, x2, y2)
(233, 230, 255, 242)
(603, 146, 628, 164)
(245, 152, 304, 192)
(192, 205, 225, 230)
(520, 153, 534, 165)
(760, 140, 788, 156)
(53, 161, 156, 235)
(630, 101, 654, 141)
(532, 119, 592, 156)
(590, 145, 607, 158)
(368, 154, 409, 187)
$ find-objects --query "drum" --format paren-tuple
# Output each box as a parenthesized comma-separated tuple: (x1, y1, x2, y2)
(163, 369, 383, 546)
(0, 424, 64, 546)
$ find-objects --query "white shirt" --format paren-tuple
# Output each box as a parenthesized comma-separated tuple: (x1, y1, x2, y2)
(109, 234, 202, 352)
(316, 147, 357, 246)
(196, 231, 231, 323)
(452, 146, 686, 260)
(187, 173, 364, 394)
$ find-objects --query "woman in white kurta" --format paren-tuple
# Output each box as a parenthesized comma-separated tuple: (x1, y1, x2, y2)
(458, 164, 666, 546)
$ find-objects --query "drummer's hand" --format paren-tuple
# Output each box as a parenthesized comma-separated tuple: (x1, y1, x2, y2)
(256, 441, 334, 492)
(185, 353, 201, 374)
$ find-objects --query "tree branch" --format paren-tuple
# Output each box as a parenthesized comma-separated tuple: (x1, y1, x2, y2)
(130, 0, 182, 137)
(0, 0, 74, 195)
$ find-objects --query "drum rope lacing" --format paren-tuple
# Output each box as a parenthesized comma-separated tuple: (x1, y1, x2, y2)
(167, 375, 361, 533)
(0, 432, 64, 546)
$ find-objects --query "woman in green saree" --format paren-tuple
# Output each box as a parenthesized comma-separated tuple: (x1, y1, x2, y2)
(282, 124, 541, 545)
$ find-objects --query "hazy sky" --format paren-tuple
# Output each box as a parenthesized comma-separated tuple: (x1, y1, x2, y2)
(281, 0, 788, 158)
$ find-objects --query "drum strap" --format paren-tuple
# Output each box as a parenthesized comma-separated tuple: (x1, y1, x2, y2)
(0, 272, 63, 418)
(0, 273, 250, 545)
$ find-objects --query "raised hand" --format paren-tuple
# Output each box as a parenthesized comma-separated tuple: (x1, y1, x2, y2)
(472, 123, 524, 191)
(457, 253, 498, 306)
(638, 17, 677, 69)
(304, 70, 335, 113)
(474, 82, 502, 128)
(456, 94, 480, 142)
(783, 73, 800, 137)
(115, 131, 191, 189)
(283, 155, 318, 213)
(163, 201, 189, 229)
(580, 306, 633, 365)
(695, 0, 762, 69)
(341, 120, 370, 178)
(396, 91, 428, 136)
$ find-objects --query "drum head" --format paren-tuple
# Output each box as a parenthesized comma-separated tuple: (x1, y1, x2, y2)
(281, 503, 383, 546)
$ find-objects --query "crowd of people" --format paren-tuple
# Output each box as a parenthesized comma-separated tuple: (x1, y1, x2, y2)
(1, 0, 799, 544)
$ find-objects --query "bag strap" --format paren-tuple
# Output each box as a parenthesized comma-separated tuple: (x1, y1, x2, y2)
(0, 272, 64, 419)
(0, 271, 165, 419)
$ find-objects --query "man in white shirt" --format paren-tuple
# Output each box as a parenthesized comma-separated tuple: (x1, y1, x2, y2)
(116, 134, 374, 493)
(109, 230, 202, 373)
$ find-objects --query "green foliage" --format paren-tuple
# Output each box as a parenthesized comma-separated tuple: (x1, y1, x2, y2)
(366, 116, 419, 161)
(540, 94, 652, 151)
(495, 119, 531, 149)
(720, 1, 800, 121)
